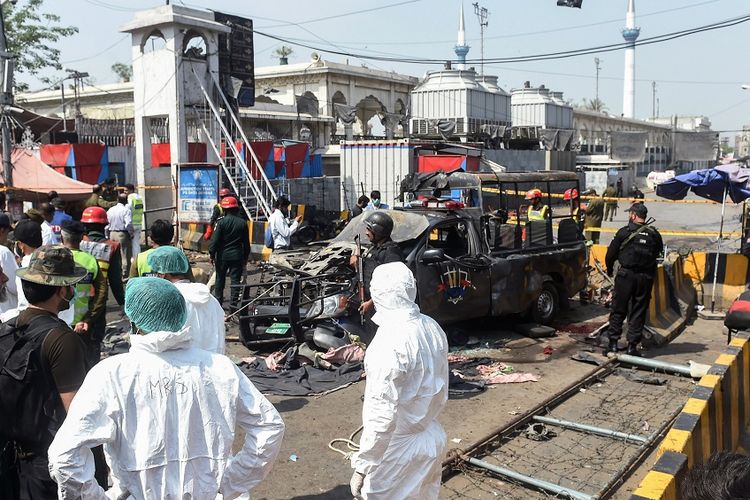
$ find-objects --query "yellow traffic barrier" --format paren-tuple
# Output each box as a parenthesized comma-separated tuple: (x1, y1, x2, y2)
(247, 219, 272, 262)
(682, 251, 750, 309)
(180, 223, 208, 253)
(633, 332, 750, 499)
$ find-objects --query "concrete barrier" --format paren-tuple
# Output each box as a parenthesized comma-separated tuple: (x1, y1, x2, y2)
(631, 451, 688, 500)
(643, 264, 687, 347)
(588, 245, 691, 346)
(247, 219, 272, 261)
(630, 331, 750, 499)
(180, 223, 209, 253)
(682, 252, 750, 310)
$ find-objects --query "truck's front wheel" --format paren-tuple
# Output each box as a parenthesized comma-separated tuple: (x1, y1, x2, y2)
(531, 281, 559, 325)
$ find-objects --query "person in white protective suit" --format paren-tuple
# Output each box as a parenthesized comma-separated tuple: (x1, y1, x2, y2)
(147, 244, 226, 353)
(350, 262, 449, 500)
(47, 277, 285, 499)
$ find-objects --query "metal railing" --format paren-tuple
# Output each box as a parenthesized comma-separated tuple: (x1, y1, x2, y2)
(191, 68, 276, 220)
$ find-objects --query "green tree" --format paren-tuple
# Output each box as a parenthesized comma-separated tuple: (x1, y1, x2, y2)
(720, 143, 734, 155)
(582, 98, 608, 113)
(111, 62, 132, 83)
(2, 0, 78, 90)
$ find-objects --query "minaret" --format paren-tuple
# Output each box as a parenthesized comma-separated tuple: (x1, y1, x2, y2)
(454, 2, 470, 69)
(621, 0, 640, 118)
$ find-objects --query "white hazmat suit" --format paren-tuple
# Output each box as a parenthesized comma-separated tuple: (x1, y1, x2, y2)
(174, 280, 226, 354)
(351, 262, 449, 499)
(48, 325, 284, 499)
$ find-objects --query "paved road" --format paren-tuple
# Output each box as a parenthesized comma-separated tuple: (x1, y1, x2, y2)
(223, 302, 727, 499)
(213, 192, 738, 498)
(595, 189, 743, 253)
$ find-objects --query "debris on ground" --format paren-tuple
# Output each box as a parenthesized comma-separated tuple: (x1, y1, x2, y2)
(571, 351, 606, 366)
(512, 323, 556, 339)
(615, 368, 668, 386)
(450, 357, 539, 385)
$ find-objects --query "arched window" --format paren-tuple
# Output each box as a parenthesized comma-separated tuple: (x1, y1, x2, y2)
(332, 91, 347, 106)
(394, 98, 405, 116)
(297, 91, 319, 116)
(142, 30, 166, 54)
(183, 30, 207, 60)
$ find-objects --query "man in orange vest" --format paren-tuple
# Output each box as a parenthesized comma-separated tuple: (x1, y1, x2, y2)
(79, 206, 125, 364)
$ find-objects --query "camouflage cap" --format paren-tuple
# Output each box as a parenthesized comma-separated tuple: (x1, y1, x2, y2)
(24, 209, 44, 224)
(16, 245, 88, 286)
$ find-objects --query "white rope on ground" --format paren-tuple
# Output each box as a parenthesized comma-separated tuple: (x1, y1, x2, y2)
(328, 425, 364, 460)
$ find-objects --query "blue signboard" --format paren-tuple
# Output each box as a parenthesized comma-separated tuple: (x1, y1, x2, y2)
(179, 165, 218, 223)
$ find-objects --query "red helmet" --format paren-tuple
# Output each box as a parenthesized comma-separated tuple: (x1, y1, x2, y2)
(525, 188, 543, 200)
(563, 188, 579, 201)
(220, 196, 239, 209)
(219, 188, 231, 198)
(81, 206, 108, 224)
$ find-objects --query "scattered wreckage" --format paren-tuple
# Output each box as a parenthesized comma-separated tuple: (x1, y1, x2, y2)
(237, 170, 588, 351)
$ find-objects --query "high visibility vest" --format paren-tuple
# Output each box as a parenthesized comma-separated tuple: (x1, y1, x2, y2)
(70, 250, 99, 325)
(80, 238, 120, 279)
(128, 193, 144, 227)
(136, 248, 156, 277)
(527, 204, 549, 221)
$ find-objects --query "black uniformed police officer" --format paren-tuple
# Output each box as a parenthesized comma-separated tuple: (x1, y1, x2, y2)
(604, 203, 663, 356)
(349, 211, 403, 315)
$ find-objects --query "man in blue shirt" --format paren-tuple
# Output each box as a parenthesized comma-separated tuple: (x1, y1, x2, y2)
(50, 198, 73, 226)
(365, 190, 389, 210)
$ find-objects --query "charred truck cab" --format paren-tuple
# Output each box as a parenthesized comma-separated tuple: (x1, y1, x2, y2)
(238, 170, 588, 350)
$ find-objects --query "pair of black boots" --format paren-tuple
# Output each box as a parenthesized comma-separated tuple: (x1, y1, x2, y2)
(603, 338, 641, 357)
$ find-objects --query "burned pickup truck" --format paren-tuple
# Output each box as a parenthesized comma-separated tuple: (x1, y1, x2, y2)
(238, 170, 587, 349)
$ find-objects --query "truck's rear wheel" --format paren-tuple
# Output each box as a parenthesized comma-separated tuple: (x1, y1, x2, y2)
(531, 282, 559, 325)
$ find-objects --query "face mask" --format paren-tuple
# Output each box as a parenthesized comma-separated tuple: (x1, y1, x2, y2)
(373, 199, 380, 207)
(13, 242, 22, 259)
(61, 286, 75, 304)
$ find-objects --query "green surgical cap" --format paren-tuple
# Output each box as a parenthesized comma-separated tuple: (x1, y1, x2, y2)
(147, 245, 190, 275)
(124, 277, 187, 333)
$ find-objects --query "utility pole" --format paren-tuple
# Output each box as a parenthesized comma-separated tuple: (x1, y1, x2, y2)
(651, 81, 657, 118)
(60, 82, 66, 131)
(66, 70, 89, 119)
(472, 2, 489, 76)
(594, 57, 601, 102)
(0, 0, 15, 200)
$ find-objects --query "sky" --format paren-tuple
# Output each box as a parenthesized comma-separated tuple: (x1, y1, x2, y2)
(22, 0, 750, 139)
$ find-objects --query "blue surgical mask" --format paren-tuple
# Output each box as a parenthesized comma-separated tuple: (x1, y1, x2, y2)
(373, 199, 380, 206)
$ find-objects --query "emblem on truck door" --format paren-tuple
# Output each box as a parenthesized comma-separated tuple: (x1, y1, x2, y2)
(437, 266, 473, 304)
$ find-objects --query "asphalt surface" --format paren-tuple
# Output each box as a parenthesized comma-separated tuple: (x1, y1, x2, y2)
(220, 300, 728, 500)
(594, 189, 743, 252)
(172, 189, 739, 499)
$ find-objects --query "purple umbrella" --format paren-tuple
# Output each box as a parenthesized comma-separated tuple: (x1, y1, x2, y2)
(656, 163, 750, 312)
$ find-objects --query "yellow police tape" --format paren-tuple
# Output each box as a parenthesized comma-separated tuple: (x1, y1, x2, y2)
(505, 218, 741, 238)
(482, 186, 731, 205)
(584, 227, 742, 237)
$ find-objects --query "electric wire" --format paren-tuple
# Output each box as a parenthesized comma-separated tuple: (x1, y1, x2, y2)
(253, 13, 750, 65)
(289, 0, 721, 46)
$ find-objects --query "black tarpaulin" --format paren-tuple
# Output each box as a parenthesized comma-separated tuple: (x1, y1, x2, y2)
(238, 359, 364, 396)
